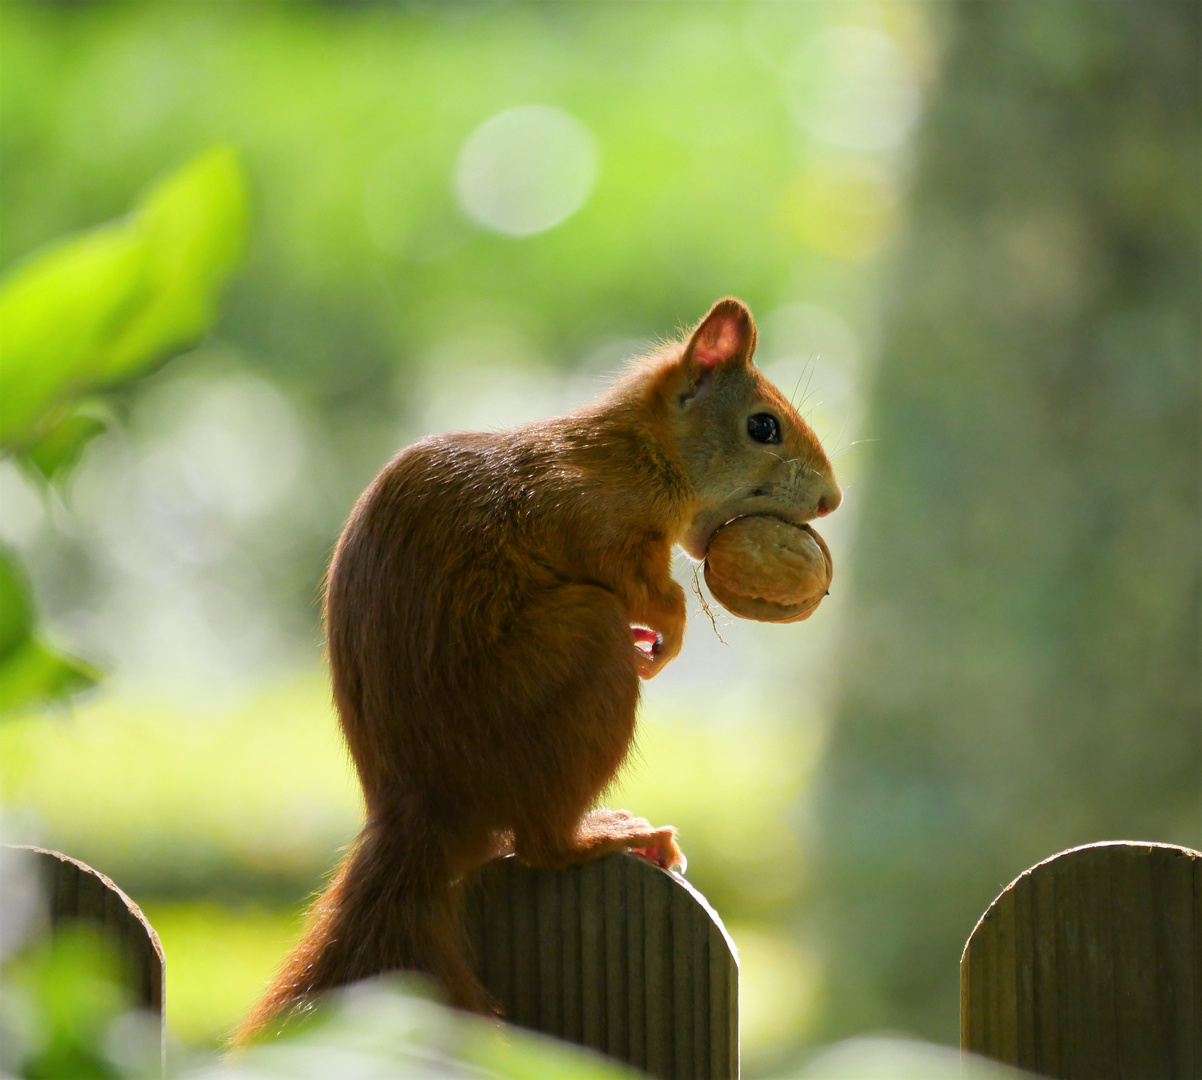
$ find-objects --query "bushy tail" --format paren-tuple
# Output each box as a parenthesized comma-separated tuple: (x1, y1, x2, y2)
(232, 809, 486, 1045)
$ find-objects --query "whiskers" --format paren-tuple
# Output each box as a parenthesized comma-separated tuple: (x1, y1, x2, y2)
(822, 410, 852, 462)
(757, 446, 795, 465)
(827, 436, 880, 462)
(789, 351, 820, 413)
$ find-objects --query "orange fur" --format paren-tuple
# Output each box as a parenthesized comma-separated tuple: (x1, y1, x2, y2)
(234, 298, 840, 1042)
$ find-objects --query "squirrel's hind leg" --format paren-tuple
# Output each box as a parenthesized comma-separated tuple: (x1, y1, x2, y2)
(482, 582, 683, 872)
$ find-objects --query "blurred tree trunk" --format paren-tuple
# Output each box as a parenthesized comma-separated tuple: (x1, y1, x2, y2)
(811, 0, 1200, 1043)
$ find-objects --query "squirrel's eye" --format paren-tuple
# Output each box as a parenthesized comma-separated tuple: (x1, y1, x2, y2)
(747, 413, 781, 445)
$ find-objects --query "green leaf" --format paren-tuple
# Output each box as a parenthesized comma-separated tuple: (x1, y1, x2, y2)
(21, 408, 109, 482)
(0, 548, 98, 720)
(0, 637, 98, 720)
(0, 145, 249, 449)
(97, 143, 249, 382)
(0, 550, 34, 657)
(0, 224, 151, 447)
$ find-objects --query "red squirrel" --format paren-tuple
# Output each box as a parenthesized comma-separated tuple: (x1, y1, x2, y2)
(236, 297, 841, 1040)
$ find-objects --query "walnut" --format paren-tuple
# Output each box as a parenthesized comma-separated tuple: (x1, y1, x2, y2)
(703, 515, 833, 623)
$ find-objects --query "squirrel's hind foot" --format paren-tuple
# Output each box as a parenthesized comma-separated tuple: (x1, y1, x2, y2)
(514, 807, 686, 874)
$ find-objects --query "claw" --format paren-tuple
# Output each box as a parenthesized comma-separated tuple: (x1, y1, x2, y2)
(628, 842, 686, 875)
(628, 845, 663, 866)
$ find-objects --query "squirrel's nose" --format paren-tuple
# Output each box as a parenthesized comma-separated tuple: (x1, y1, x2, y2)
(816, 481, 842, 517)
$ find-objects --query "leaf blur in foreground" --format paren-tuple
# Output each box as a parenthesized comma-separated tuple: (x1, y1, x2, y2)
(0, 145, 248, 450)
(1, 923, 157, 1080)
(790, 1036, 1034, 1079)
(183, 980, 1033, 1080)
(192, 976, 640, 1080)
(0, 547, 97, 718)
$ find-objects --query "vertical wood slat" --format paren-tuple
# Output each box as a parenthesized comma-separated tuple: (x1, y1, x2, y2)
(671, 881, 694, 1080)
(480, 860, 514, 1014)
(690, 891, 710, 1078)
(992, 886, 1018, 1063)
(1113, 847, 1159, 1075)
(961, 841, 1201, 1079)
(1031, 863, 1059, 1077)
(708, 918, 734, 1079)
(537, 868, 562, 1037)
(1080, 848, 1118, 1073)
(581, 858, 606, 1054)
(511, 863, 538, 1026)
(644, 859, 672, 1079)
(605, 856, 628, 1062)
(1012, 867, 1035, 1067)
(467, 852, 739, 1080)
(562, 866, 583, 1045)
(626, 857, 646, 1071)
(1193, 853, 1202, 1080)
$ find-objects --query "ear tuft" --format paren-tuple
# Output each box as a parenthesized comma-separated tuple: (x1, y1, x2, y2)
(686, 297, 757, 371)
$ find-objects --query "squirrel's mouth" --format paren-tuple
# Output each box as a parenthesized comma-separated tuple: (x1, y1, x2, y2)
(680, 516, 727, 561)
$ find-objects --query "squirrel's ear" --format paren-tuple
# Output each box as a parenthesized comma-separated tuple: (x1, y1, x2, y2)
(684, 298, 757, 372)
(675, 298, 756, 405)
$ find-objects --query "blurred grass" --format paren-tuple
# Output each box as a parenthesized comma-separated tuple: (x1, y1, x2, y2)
(0, 678, 360, 900)
(138, 901, 302, 1048)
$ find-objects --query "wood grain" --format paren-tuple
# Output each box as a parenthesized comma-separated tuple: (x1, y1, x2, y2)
(466, 852, 739, 1079)
(961, 841, 1200, 1079)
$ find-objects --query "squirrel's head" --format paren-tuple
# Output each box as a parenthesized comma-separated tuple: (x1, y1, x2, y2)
(662, 298, 842, 561)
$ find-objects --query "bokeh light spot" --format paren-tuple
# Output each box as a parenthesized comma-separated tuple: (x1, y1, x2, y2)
(782, 159, 899, 262)
(785, 26, 920, 152)
(454, 105, 598, 236)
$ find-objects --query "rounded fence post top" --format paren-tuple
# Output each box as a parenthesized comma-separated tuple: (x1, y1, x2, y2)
(6, 844, 163, 949)
(467, 850, 740, 1079)
(483, 850, 740, 964)
(962, 839, 1201, 965)
(2, 843, 165, 1005)
(960, 839, 1201, 1074)
(961, 840, 1197, 965)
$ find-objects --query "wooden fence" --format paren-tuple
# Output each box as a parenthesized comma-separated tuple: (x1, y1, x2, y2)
(961, 841, 1200, 1079)
(6, 839, 1200, 1079)
(1, 843, 735, 1079)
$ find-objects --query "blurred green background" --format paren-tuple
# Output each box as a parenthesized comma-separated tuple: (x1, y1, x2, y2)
(0, 1, 1197, 1075)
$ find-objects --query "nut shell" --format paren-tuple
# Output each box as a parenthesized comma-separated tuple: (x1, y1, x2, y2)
(703, 516, 832, 623)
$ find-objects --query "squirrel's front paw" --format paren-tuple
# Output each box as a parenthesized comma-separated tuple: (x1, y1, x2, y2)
(632, 626, 680, 680)
(632, 627, 661, 678)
